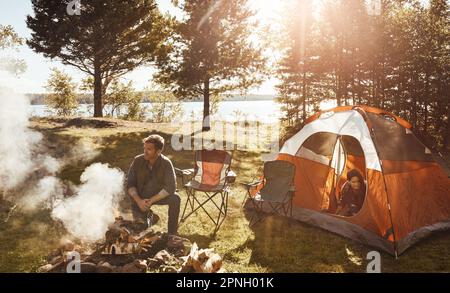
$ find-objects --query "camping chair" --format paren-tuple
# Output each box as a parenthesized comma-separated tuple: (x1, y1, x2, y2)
(176, 149, 236, 236)
(242, 160, 296, 226)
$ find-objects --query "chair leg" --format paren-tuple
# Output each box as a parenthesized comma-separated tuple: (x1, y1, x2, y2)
(248, 194, 294, 228)
(241, 191, 250, 207)
(248, 202, 257, 227)
(224, 190, 229, 217)
(282, 200, 292, 217)
(266, 200, 293, 219)
(179, 187, 230, 236)
(190, 190, 195, 211)
(281, 202, 287, 216)
(249, 200, 265, 227)
(180, 188, 191, 223)
(180, 188, 196, 223)
(290, 196, 293, 218)
(213, 192, 225, 236)
(268, 202, 283, 216)
(193, 192, 217, 224)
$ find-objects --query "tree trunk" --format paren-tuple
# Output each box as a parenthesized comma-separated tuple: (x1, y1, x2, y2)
(336, 73, 342, 107)
(411, 70, 419, 128)
(411, 99, 418, 129)
(202, 78, 211, 132)
(423, 70, 431, 133)
(302, 70, 307, 122)
(93, 60, 103, 117)
(445, 105, 450, 152)
(371, 62, 377, 107)
(336, 34, 343, 107)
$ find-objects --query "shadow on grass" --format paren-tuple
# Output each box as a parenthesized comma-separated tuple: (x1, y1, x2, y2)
(238, 206, 450, 272)
(6, 122, 450, 272)
(0, 209, 66, 272)
(179, 233, 214, 248)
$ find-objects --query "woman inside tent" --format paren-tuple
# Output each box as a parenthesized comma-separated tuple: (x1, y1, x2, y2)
(336, 169, 366, 217)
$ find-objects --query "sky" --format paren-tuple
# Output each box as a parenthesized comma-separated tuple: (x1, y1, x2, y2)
(0, 0, 281, 94)
(0, 0, 429, 95)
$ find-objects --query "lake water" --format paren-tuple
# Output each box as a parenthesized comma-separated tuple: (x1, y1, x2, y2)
(30, 100, 283, 123)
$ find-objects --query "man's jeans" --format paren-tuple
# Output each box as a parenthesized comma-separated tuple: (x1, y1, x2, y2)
(131, 193, 181, 235)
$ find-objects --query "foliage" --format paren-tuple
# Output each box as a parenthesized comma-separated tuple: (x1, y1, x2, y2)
(155, 0, 267, 130)
(27, 0, 170, 117)
(275, 0, 449, 152)
(123, 90, 146, 121)
(104, 80, 135, 117)
(44, 68, 79, 116)
(0, 24, 26, 75)
(146, 91, 184, 123)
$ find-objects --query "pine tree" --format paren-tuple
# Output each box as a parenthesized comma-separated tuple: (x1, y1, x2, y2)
(276, 0, 319, 125)
(27, 0, 169, 117)
(155, 0, 266, 131)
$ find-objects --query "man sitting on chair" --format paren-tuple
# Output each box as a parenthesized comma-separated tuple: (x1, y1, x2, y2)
(126, 134, 180, 235)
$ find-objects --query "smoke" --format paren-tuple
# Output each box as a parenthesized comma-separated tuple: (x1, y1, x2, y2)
(0, 87, 43, 190)
(51, 163, 125, 242)
(68, 138, 101, 164)
(19, 176, 64, 212)
(0, 83, 125, 243)
(35, 155, 61, 175)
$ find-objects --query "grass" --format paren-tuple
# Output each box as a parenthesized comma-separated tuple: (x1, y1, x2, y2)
(0, 117, 449, 273)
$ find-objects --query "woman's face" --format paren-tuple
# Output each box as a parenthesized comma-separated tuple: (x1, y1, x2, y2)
(349, 176, 362, 190)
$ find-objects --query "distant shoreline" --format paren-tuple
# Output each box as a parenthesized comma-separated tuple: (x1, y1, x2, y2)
(29, 100, 282, 123)
(27, 93, 276, 105)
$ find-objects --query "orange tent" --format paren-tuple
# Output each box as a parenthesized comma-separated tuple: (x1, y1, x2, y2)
(252, 106, 450, 256)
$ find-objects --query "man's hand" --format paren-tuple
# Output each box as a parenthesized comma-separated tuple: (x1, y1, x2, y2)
(137, 198, 153, 212)
(128, 187, 150, 212)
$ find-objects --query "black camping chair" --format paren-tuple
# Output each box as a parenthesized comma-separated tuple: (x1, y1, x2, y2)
(242, 160, 296, 226)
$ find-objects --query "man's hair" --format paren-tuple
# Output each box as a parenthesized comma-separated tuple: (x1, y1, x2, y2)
(143, 134, 164, 150)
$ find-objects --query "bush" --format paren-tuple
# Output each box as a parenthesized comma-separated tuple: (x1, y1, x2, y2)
(104, 80, 134, 117)
(45, 68, 78, 116)
(123, 91, 147, 121)
(146, 92, 183, 123)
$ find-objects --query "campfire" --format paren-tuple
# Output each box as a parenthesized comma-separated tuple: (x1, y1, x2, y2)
(38, 216, 224, 273)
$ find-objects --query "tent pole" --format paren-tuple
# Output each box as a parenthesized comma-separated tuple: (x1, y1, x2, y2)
(320, 135, 340, 211)
(335, 136, 348, 193)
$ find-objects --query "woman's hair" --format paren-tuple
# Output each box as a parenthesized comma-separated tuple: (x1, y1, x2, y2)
(347, 169, 364, 183)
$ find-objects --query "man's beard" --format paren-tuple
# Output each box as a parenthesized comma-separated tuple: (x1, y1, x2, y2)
(145, 153, 158, 162)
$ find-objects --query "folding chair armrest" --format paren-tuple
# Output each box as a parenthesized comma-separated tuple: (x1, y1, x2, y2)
(240, 180, 262, 191)
(174, 167, 194, 177)
(288, 185, 296, 197)
(226, 170, 237, 184)
(174, 167, 183, 177)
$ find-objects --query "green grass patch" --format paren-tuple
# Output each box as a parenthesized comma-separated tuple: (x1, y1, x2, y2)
(1, 118, 449, 272)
